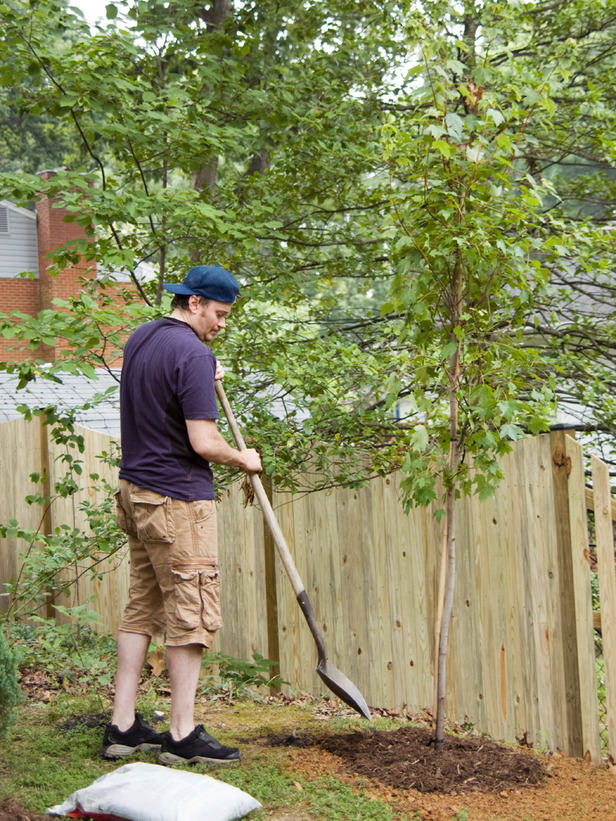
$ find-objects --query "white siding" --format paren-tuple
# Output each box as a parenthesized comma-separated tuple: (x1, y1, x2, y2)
(0, 201, 39, 278)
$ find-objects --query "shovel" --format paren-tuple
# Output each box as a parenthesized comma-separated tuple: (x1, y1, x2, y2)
(215, 381, 371, 720)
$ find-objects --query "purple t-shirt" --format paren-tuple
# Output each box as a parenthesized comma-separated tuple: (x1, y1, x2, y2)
(119, 317, 219, 500)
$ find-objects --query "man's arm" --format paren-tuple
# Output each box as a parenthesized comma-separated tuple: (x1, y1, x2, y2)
(185, 418, 262, 472)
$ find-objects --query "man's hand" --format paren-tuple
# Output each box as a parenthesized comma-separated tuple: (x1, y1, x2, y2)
(215, 362, 225, 381)
(239, 448, 262, 473)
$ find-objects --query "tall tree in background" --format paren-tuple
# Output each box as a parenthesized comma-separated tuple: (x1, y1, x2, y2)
(517, 0, 616, 463)
(1, 0, 614, 468)
(0, 0, 407, 488)
(0, 0, 87, 172)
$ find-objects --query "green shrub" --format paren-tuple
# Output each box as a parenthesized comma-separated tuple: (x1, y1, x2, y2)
(0, 628, 22, 737)
(10, 612, 116, 690)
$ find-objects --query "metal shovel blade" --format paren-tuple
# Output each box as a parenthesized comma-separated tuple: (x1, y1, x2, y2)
(317, 659, 372, 720)
(297, 590, 371, 720)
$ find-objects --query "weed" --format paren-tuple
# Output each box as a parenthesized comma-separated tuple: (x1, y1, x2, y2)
(0, 624, 457, 819)
(1, 710, 127, 811)
(212, 761, 300, 807)
(1, 427, 125, 624)
(2, 698, 398, 818)
(597, 655, 608, 754)
(216, 764, 397, 820)
(199, 650, 288, 701)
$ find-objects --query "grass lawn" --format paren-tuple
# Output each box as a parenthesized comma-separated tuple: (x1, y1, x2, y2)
(0, 629, 408, 820)
(3, 696, 406, 820)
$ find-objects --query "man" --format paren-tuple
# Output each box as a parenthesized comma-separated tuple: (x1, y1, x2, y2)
(102, 265, 262, 766)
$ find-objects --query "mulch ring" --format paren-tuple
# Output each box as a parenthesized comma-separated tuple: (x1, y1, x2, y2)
(264, 724, 547, 793)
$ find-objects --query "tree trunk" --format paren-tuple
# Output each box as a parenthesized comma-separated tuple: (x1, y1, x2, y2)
(434, 468, 458, 742)
(197, 0, 232, 31)
(433, 251, 464, 743)
(156, 155, 168, 304)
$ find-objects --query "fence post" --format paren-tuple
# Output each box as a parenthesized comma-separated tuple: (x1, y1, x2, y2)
(551, 429, 601, 760)
(38, 412, 55, 621)
(591, 454, 616, 758)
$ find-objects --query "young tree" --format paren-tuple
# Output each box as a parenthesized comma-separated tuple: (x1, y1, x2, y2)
(381, 0, 616, 740)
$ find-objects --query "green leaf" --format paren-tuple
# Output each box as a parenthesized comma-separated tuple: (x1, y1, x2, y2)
(434, 139, 453, 157)
(500, 423, 524, 441)
(444, 112, 464, 142)
(410, 425, 430, 453)
(441, 341, 458, 360)
(486, 108, 505, 126)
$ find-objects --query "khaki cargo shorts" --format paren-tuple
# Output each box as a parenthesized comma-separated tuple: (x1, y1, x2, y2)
(115, 479, 222, 647)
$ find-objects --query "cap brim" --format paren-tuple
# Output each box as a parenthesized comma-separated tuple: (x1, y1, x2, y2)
(163, 283, 195, 295)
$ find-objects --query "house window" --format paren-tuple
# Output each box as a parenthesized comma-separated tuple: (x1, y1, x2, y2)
(0, 206, 8, 233)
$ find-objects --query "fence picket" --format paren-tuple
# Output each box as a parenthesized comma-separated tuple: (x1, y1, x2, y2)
(563, 434, 601, 761)
(591, 455, 616, 758)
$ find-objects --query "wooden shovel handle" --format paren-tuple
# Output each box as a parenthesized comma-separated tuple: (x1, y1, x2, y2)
(215, 380, 305, 598)
(215, 382, 374, 717)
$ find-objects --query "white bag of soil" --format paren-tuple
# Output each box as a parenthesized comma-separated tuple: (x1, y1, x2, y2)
(47, 761, 261, 821)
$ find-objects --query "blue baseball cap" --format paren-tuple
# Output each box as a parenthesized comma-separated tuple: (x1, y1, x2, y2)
(163, 265, 240, 303)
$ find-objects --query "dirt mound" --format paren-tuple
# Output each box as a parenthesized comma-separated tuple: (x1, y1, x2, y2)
(266, 724, 546, 794)
(0, 797, 48, 821)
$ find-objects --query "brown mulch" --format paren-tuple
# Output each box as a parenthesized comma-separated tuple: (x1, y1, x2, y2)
(264, 722, 616, 821)
(265, 725, 546, 794)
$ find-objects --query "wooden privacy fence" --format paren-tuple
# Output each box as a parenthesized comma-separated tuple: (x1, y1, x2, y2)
(0, 417, 615, 761)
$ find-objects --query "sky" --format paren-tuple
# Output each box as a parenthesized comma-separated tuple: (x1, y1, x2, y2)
(71, 0, 116, 26)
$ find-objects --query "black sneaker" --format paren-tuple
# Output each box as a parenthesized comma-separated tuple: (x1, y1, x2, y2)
(101, 712, 164, 760)
(157, 725, 241, 766)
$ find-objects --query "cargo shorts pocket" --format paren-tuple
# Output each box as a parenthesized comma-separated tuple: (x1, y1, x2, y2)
(129, 488, 175, 544)
(172, 566, 223, 633)
(114, 490, 136, 536)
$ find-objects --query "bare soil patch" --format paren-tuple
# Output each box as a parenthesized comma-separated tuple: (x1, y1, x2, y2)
(0, 798, 48, 821)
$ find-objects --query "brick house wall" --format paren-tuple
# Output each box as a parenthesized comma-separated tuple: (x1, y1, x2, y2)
(36, 170, 97, 315)
(0, 171, 144, 365)
(0, 278, 40, 317)
(0, 199, 40, 358)
(0, 170, 98, 362)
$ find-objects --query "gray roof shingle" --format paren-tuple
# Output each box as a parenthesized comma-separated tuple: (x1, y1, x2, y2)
(0, 368, 121, 438)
